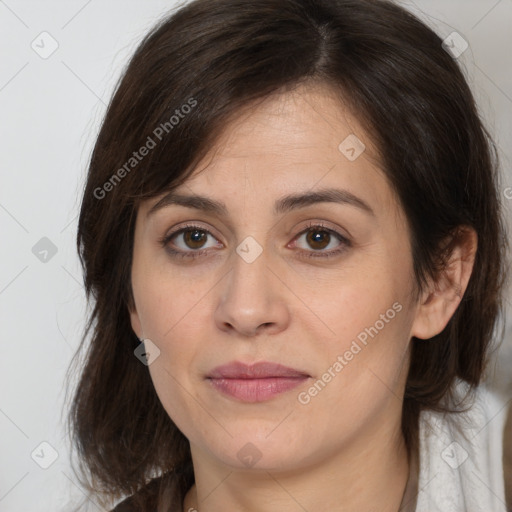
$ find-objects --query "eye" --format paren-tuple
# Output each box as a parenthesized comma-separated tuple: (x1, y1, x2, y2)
(159, 222, 351, 260)
(160, 224, 220, 259)
(291, 222, 350, 259)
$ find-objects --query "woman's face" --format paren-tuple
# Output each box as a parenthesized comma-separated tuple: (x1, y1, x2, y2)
(130, 83, 423, 471)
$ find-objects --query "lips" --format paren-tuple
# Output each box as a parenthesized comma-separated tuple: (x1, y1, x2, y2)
(208, 361, 310, 379)
(207, 361, 310, 402)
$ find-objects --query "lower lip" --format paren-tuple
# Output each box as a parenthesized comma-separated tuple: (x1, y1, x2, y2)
(208, 376, 308, 402)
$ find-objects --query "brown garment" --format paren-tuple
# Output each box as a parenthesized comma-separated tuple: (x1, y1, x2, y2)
(398, 440, 419, 512)
(505, 400, 512, 512)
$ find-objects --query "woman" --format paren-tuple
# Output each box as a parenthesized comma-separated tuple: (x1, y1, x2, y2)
(66, 0, 511, 510)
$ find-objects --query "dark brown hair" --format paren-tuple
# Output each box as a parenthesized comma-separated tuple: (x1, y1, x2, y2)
(66, 0, 508, 509)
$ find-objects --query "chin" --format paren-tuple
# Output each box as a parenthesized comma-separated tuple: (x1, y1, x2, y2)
(196, 426, 318, 472)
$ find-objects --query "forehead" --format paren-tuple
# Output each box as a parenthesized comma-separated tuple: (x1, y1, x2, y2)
(142, 82, 399, 220)
(201, 83, 380, 169)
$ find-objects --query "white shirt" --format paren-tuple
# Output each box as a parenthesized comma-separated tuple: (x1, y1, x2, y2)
(402, 381, 508, 512)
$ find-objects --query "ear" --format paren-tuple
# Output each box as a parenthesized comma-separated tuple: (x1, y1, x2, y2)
(411, 226, 478, 340)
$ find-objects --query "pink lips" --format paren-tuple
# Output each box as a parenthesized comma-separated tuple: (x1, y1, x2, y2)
(207, 361, 310, 402)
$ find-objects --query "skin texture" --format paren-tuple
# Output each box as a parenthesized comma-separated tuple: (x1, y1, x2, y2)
(129, 82, 477, 512)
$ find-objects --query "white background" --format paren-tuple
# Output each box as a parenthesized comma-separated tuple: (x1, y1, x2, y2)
(1, 1, 511, 510)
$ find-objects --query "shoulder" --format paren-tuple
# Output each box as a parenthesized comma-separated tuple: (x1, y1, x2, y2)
(415, 381, 509, 512)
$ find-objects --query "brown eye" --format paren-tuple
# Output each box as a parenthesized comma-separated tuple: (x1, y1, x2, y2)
(291, 222, 351, 260)
(182, 228, 208, 249)
(160, 222, 350, 261)
(161, 224, 221, 259)
(305, 229, 331, 251)
(294, 224, 348, 255)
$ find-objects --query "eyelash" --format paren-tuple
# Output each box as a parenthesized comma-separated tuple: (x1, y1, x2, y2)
(159, 222, 351, 261)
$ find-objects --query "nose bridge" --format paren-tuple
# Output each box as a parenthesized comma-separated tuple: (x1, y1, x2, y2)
(215, 233, 288, 336)
(229, 234, 271, 300)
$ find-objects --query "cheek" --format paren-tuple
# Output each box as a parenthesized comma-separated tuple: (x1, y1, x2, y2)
(297, 315, 412, 444)
(131, 271, 202, 422)
(132, 262, 210, 364)
(308, 262, 407, 350)
(305, 262, 413, 408)
(132, 265, 191, 340)
(147, 361, 201, 446)
(140, 288, 203, 437)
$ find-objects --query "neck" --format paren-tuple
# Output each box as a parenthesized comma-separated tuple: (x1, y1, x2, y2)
(183, 417, 410, 512)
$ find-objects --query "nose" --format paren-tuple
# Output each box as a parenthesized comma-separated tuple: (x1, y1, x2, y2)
(214, 245, 290, 338)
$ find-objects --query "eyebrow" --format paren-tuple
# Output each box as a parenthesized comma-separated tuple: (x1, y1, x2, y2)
(147, 187, 375, 218)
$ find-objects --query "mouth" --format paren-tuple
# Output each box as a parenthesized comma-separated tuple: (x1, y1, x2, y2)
(206, 361, 311, 403)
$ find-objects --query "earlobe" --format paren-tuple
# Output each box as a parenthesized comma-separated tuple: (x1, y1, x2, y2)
(411, 227, 477, 340)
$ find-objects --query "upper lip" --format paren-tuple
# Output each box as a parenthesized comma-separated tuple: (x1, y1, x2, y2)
(207, 361, 310, 379)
